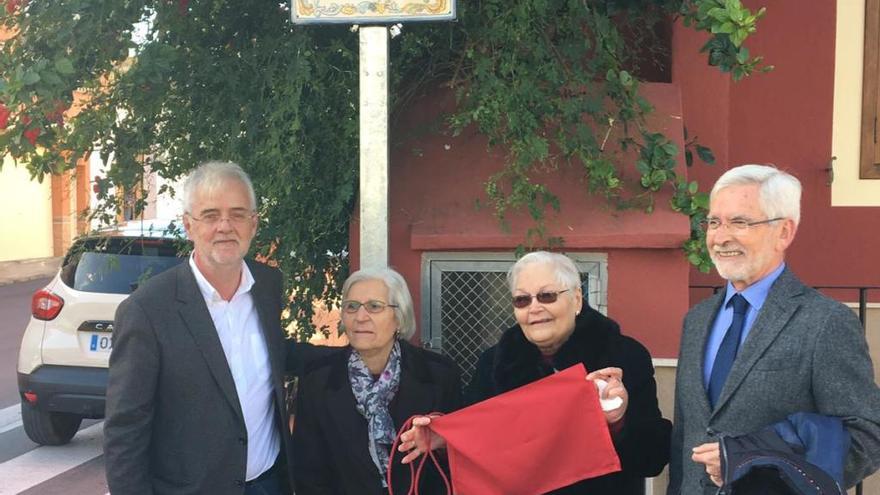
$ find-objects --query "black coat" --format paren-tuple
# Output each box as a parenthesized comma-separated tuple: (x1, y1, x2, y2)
(464, 305, 672, 495)
(291, 340, 461, 495)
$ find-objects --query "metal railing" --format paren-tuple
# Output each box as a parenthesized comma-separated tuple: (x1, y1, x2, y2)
(692, 285, 879, 495)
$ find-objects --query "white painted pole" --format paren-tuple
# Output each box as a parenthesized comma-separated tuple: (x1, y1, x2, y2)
(358, 26, 390, 270)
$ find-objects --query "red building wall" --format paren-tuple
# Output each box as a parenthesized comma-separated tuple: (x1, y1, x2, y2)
(352, 84, 691, 358)
(676, 0, 880, 301)
(352, 1, 877, 359)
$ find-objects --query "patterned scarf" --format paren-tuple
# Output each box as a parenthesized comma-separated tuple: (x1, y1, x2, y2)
(348, 340, 402, 486)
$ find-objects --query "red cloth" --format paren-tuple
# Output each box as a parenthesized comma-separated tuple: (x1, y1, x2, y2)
(428, 363, 621, 495)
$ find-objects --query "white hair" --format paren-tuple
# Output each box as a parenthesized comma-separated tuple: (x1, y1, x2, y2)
(182, 161, 257, 213)
(508, 251, 581, 294)
(341, 267, 417, 339)
(711, 164, 801, 226)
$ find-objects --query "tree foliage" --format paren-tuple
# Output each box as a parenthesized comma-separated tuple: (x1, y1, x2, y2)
(0, 0, 766, 337)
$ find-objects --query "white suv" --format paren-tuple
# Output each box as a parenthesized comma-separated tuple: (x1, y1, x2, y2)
(17, 221, 187, 445)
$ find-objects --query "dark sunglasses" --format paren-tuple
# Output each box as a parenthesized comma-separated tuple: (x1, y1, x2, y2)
(512, 289, 570, 309)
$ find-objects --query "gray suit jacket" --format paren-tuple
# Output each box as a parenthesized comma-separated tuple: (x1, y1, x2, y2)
(104, 260, 295, 495)
(668, 268, 880, 494)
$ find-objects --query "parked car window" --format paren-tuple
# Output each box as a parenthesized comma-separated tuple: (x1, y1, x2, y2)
(18, 225, 190, 446)
(60, 238, 187, 294)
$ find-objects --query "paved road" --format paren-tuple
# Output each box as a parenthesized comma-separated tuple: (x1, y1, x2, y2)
(1, 277, 51, 408)
(0, 279, 108, 494)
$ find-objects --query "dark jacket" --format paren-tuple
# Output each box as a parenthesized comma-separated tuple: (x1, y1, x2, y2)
(718, 413, 849, 495)
(291, 339, 462, 495)
(105, 260, 299, 495)
(464, 304, 671, 495)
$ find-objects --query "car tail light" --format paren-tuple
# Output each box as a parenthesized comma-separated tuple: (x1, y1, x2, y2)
(32, 289, 64, 320)
(23, 391, 38, 404)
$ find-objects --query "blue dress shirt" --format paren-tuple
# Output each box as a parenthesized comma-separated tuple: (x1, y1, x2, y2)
(703, 263, 786, 388)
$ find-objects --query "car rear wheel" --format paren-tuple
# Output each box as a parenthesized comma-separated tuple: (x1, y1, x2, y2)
(21, 404, 83, 445)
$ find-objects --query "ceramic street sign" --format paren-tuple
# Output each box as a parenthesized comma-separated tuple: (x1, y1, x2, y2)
(292, 0, 456, 24)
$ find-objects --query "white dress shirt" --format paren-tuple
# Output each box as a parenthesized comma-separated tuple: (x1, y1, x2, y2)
(188, 256, 280, 481)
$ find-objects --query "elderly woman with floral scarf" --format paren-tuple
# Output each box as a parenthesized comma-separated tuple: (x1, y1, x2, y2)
(291, 267, 461, 495)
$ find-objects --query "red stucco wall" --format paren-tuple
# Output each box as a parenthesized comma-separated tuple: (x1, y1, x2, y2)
(351, 1, 878, 361)
(676, 0, 880, 304)
(352, 84, 691, 358)
(608, 249, 689, 358)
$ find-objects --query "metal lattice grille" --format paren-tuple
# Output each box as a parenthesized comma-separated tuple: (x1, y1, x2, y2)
(421, 253, 607, 386)
(439, 271, 515, 385)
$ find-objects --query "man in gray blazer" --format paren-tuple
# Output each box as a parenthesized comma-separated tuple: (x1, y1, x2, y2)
(105, 161, 306, 494)
(667, 164, 880, 494)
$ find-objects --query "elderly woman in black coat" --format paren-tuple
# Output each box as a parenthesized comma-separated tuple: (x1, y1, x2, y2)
(400, 251, 671, 494)
(292, 267, 461, 495)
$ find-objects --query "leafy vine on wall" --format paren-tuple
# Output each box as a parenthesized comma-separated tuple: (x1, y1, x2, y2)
(0, 0, 766, 337)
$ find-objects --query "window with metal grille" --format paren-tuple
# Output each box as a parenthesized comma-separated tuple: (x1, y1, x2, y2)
(420, 252, 608, 385)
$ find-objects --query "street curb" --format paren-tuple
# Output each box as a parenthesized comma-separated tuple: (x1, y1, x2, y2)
(0, 257, 61, 286)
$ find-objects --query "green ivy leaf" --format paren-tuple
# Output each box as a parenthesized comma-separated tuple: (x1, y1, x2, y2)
(662, 142, 679, 156)
(693, 192, 710, 209)
(713, 22, 736, 34)
(707, 7, 729, 22)
(41, 70, 62, 87)
(731, 29, 747, 47)
(54, 58, 75, 75)
(22, 71, 41, 85)
(696, 144, 716, 164)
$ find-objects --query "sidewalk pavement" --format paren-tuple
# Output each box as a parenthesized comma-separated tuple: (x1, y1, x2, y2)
(0, 257, 61, 286)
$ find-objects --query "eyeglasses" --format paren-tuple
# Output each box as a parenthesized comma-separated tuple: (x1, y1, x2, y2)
(341, 299, 398, 314)
(187, 210, 256, 226)
(700, 217, 783, 233)
(512, 289, 570, 309)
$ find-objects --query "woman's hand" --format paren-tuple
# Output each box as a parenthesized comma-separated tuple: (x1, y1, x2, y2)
(586, 367, 628, 425)
(398, 415, 447, 464)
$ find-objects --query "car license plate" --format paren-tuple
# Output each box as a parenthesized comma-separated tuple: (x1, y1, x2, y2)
(88, 332, 113, 352)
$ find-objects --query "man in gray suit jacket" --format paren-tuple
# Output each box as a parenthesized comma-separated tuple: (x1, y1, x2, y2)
(105, 161, 308, 494)
(667, 164, 880, 494)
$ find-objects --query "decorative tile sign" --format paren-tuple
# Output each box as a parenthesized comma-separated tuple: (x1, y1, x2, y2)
(292, 1, 456, 24)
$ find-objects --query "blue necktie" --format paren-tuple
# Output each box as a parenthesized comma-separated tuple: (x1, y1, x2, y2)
(708, 294, 749, 408)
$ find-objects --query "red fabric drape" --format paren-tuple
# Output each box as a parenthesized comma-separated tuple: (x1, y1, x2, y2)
(428, 364, 621, 495)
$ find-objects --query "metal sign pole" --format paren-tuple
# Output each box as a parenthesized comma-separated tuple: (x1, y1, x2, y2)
(358, 26, 389, 269)
(291, 1, 456, 271)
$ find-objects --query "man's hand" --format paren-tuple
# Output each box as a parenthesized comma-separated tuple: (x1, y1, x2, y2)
(692, 442, 722, 486)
